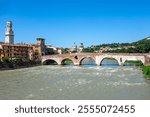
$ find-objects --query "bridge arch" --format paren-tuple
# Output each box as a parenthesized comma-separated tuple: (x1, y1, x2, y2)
(121, 56, 145, 65)
(123, 59, 144, 66)
(99, 57, 119, 66)
(61, 58, 74, 65)
(42, 59, 59, 65)
(79, 57, 96, 65)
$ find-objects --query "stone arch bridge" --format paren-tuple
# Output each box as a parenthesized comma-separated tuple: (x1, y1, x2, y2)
(41, 53, 150, 66)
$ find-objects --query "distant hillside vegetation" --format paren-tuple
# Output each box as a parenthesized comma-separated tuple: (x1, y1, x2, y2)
(82, 36, 150, 53)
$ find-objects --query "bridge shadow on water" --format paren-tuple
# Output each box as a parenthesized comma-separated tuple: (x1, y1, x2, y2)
(101, 64, 119, 66)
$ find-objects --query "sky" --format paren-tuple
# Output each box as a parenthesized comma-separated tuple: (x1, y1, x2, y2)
(0, 0, 150, 48)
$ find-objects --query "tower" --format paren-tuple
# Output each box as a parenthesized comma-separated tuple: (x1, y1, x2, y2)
(5, 21, 14, 44)
(36, 38, 45, 46)
(69, 42, 78, 53)
(72, 42, 77, 51)
(79, 43, 84, 53)
(36, 38, 45, 56)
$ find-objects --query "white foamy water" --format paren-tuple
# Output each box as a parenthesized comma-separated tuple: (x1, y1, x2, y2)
(0, 65, 150, 100)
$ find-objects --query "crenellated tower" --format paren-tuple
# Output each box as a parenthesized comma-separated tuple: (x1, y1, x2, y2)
(5, 21, 14, 44)
(36, 38, 45, 56)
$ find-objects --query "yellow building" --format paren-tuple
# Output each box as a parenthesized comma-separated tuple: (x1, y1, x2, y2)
(0, 44, 32, 60)
(0, 38, 45, 62)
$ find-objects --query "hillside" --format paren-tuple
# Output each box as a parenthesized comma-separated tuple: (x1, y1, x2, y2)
(82, 36, 150, 53)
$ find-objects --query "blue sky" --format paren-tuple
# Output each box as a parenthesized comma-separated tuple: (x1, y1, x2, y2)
(0, 0, 150, 48)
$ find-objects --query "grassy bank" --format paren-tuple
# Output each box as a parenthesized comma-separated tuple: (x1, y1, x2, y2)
(124, 60, 144, 66)
(143, 66, 150, 79)
(123, 60, 150, 79)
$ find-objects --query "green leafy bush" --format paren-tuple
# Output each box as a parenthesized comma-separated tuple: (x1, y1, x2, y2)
(143, 66, 150, 79)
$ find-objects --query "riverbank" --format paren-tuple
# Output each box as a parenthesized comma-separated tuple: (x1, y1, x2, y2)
(123, 60, 150, 79)
(120, 60, 150, 79)
(143, 66, 150, 79)
(0, 64, 41, 71)
(0, 59, 41, 70)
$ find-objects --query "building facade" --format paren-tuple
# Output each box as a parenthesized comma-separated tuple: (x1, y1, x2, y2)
(45, 45, 63, 55)
(0, 38, 45, 62)
(0, 44, 32, 60)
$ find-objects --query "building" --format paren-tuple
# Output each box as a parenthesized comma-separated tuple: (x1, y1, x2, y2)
(36, 38, 45, 56)
(0, 43, 33, 60)
(0, 38, 45, 62)
(45, 45, 63, 55)
(0, 21, 45, 62)
(31, 38, 46, 61)
(5, 21, 14, 44)
(57, 48, 63, 54)
(69, 42, 84, 53)
(69, 42, 78, 53)
(78, 43, 84, 53)
(99, 46, 136, 53)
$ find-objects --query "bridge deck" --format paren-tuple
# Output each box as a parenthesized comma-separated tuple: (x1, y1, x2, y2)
(42, 53, 148, 58)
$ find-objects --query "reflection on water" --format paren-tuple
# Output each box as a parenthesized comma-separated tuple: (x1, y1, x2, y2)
(101, 59, 119, 66)
(80, 64, 97, 67)
(0, 64, 150, 100)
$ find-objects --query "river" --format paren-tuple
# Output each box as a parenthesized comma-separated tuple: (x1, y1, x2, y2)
(0, 60, 150, 100)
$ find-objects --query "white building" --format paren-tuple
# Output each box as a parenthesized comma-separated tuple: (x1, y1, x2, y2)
(45, 45, 63, 55)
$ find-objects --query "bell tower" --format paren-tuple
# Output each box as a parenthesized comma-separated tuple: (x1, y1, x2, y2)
(5, 21, 14, 44)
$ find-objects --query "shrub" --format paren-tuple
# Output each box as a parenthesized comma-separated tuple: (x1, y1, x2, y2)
(143, 66, 150, 79)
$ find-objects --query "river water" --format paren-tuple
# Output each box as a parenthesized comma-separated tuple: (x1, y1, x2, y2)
(0, 63, 150, 100)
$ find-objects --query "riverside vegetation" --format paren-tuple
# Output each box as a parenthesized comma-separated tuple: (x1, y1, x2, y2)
(82, 36, 150, 53)
(0, 57, 40, 70)
(125, 60, 150, 79)
(143, 66, 150, 79)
